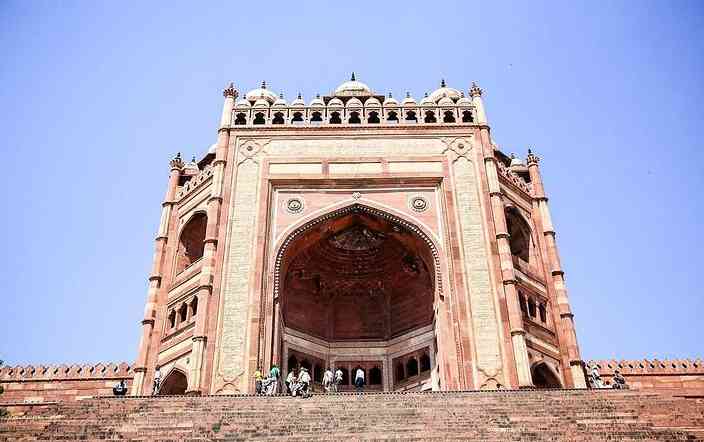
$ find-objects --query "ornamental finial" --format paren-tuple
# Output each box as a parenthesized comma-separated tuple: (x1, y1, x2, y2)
(526, 148, 540, 165)
(223, 82, 238, 98)
(261, 80, 267, 89)
(388, 91, 393, 98)
(469, 81, 483, 97)
(441, 78, 446, 88)
(297, 92, 302, 99)
(406, 91, 410, 98)
(351, 72, 356, 81)
(170, 152, 184, 170)
(279, 92, 284, 99)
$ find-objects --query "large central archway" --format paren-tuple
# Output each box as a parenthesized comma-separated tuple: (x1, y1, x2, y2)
(273, 204, 439, 391)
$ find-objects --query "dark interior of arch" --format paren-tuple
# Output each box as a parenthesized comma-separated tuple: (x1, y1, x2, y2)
(280, 206, 435, 341)
(506, 209, 530, 262)
(532, 363, 562, 388)
(175, 212, 207, 273)
(159, 369, 188, 395)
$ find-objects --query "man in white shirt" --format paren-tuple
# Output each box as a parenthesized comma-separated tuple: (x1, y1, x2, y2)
(322, 368, 334, 392)
(334, 368, 343, 392)
(354, 367, 365, 392)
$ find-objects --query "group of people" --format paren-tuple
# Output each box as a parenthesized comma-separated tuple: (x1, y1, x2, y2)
(254, 365, 367, 398)
(587, 363, 629, 389)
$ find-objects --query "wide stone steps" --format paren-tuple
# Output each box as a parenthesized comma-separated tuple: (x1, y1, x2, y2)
(2, 389, 703, 440)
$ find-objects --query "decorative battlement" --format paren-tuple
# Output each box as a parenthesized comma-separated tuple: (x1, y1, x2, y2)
(588, 359, 704, 375)
(175, 164, 214, 200)
(496, 160, 533, 195)
(0, 362, 133, 381)
(227, 77, 479, 128)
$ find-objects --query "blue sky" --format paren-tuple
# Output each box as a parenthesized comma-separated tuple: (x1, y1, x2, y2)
(1, 1, 702, 366)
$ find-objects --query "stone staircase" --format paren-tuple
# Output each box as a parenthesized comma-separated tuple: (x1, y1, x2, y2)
(2, 389, 703, 440)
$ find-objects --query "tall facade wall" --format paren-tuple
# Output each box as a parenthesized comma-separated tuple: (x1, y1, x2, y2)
(130, 78, 588, 395)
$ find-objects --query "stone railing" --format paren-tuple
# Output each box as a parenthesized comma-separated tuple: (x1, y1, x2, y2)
(229, 104, 476, 127)
(0, 362, 133, 381)
(588, 359, 703, 375)
(175, 165, 214, 201)
(496, 161, 532, 195)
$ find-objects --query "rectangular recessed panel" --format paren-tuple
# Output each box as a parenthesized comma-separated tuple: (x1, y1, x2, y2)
(269, 163, 322, 174)
(388, 161, 443, 173)
(329, 162, 383, 174)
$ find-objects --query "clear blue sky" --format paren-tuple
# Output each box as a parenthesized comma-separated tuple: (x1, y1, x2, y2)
(1, 1, 702, 366)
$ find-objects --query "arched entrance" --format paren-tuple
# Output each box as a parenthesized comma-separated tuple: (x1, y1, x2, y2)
(272, 204, 438, 391)
(531, 362, 563, 389)
(158, 369, 188, 395)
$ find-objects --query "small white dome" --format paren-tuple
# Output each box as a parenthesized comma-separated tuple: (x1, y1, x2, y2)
(253, 98, 270, 108)
(310, 94, 325, 107)
(291, 93, 305, 107)
(429, 79, 462, 103)
(365, 97, 381, 107)
(457, 93, 472, 106)
(346, 97, 363, 108)
(245, 81, 278, 104)
(328, 97, 344, 107)
(420, 93, 434, 106)
(383, 94, 398, 107)
(235, 98, 251, 108)
(184, 157, 199, 173)
(438, 96, 454, 106)
(272, 94, 287, 107)
(509, 154, 525, 168)
(334, 72, 372, 97)
(402, 93, 416, 106)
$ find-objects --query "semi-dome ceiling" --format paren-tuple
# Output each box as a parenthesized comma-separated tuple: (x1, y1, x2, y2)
(281, 210, 434, 341)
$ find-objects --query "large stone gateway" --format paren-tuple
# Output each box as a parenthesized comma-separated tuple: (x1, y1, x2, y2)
(2, 75, 704, 439)
(126, 75, 591, 395)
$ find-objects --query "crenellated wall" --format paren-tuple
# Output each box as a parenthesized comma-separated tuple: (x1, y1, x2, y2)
(0, 362, 133, 414)
(588, 359, 704, 396)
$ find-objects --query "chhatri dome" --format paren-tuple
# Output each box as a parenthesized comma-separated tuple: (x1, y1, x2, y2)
(245, 81, 278, 104)
(429, 79, 462, 103)
(334, 72, 373, 97)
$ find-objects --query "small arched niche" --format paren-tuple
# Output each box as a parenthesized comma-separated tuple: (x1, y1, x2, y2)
(175, 213, 207, 274)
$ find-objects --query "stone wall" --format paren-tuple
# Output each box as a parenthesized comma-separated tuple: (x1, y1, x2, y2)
(0, 362, 133, 414)
(588, 359, 704, 396)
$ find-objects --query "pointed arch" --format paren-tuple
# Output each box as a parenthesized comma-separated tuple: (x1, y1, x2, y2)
(175, 211, 207, 274)
(158, 368, 188, 395)
(272, 203, 444, 303)
(531, 361, 563, 388)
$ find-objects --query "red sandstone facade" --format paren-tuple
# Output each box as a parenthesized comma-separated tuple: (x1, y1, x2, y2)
(3, 76, 702, 408)
(128, 76, 588, 395)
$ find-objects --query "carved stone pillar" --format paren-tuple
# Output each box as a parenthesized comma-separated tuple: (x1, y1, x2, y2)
(483, 148, 533, 388)
(187, 83, 237, 394)
(132, 153, 183, 395)
(527, 151, 586, 388)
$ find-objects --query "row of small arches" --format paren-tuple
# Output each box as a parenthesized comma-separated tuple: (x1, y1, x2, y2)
(519, 291, 548, 325)
(166, 296, 198, 330)
(233, 109, 474, 126)
(394, 352, 431, 383)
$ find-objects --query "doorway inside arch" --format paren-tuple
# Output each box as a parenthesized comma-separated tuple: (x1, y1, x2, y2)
(275, 205, 437, 391)
(531, 362, 562, 388)
(158, 369, 188, 395)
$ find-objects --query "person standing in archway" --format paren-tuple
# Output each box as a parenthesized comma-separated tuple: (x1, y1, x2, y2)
(354, 367, 365, 392)
(152, 367, 161, 395)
